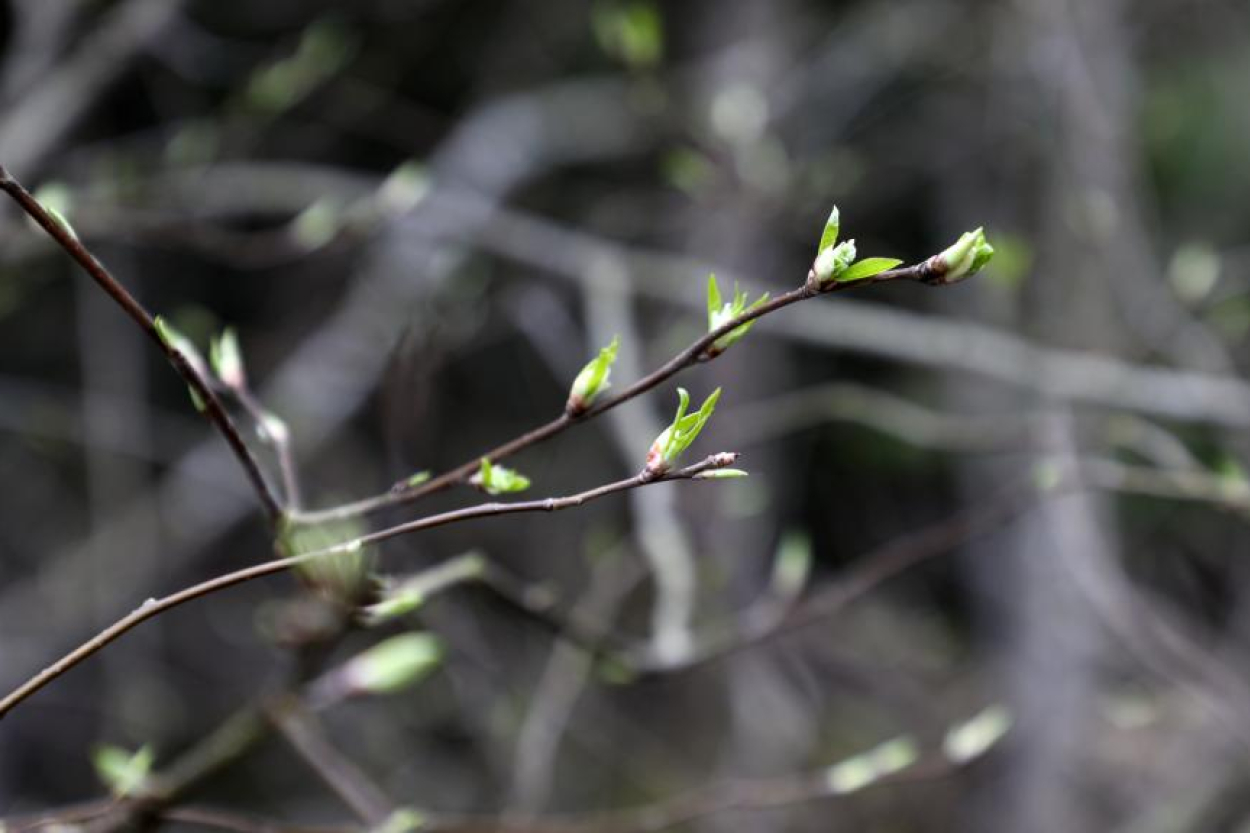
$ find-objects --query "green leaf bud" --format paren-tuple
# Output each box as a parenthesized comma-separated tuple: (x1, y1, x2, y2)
(932, 227, 994, 283)
(813, 239, 857, 284)
(471, 458, 531, 495)
(645, 387, 721, 475)
(567, 336, 619, 415)
(835, 257, 903, 283)
(339, 633, 443, 696)
(92, 744, 155, 798)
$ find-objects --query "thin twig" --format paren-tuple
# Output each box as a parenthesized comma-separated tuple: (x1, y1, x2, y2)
(295, 260, 948, 524)
(233, 384, 303, 509)
(629, 478, 1049, 674)
(267, 697, 395, 827)
(0, 164, 284, 520)
(0, 454, 737, 720)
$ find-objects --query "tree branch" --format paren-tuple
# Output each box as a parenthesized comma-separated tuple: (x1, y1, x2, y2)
(0, 454, 738, 720)
(0, 164, 284, 521)
(266, 697, 395, 827)
(295, 259, 950, 524)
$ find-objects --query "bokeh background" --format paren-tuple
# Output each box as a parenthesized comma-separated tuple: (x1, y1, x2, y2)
(3, 0, 1250, 830)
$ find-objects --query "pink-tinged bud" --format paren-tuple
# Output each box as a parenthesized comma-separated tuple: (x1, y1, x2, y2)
(645, 428, 674, 476)
(210, 328, 246, 389)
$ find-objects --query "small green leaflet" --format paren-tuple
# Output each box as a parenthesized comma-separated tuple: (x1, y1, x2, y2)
(473, 458, 531, 495)
(706, 274, 768, 354)
(569, 335, 619, 411)
(92, 744, 155, 798)
(817, 204, 840, 255)
(835, 257, 902, 283)
(648, 387, 721, 472)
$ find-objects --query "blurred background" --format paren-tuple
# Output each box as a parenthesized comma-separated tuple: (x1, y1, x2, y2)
(2, 0, 1250, 830)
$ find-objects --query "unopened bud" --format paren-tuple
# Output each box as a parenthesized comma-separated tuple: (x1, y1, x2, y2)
(567, 336, 619, 415)
(338, 633, 443, 697)
(930, 227, 994, 283)
(210, 328, 246, 388)
(813, 239, 857, 284)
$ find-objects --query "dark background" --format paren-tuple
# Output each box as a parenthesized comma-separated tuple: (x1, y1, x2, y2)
(3, 1, 1250, 830)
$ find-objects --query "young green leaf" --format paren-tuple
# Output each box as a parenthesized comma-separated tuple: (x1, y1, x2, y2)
(817, 204, 840, 256)
(943, 705, 1012, 763)
(472, 458, 531, 495)
(32, 182, 78, 242)
(92, 744, 155, 798)
(706, 274, 769, 356)
(836, 257, 903, 283)
(706, 272, 723, 328)
(404, 470, 432, 489)
(645, 387, 722, 475)
(825, 735, 919, 795)
(361, 553, 487, 626)
(154, 316, 209, 379)
(693, 468, 749, 480)
(567, 335, 620, 414)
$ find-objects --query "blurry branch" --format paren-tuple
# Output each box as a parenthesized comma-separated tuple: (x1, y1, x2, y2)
(1079, 457, 1250, 518)
(8, 713, 1000, 833)
(16, 705, 276, 833)
(296, 254, 963, 524)
(0, 0, 186, 177)
(508, 552, 643, 814)
(440, 190, 1250, 429)
(722, 381, 1051, 453)
(630, 476, 1047, 674)
(0, 454, 739, 720)
(0, 165, 284, 521)
(155, 808, 357, 833)
(581, 272, 700, 663)
(222, 363, 304, 510)
(267, 698, 395, 827)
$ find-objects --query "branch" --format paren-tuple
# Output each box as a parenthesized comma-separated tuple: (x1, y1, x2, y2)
(4, 740, 973, 833)
(231, 381, 303, 510)
(0, 454, 738, 720)
(266, 697, 395, 827)
(0, 164, 284, 521)
(295, 258, 952, 524)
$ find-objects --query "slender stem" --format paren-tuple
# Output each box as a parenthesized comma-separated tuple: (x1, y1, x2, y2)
(297, 262, 942, 525)
(0, 454, 736, 720)
(0, 164, 283, 521)
(267, 697, 395, 827)
(234, 385, 303, 509)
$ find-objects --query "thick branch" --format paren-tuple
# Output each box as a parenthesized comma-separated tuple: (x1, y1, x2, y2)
(0, 164, 284, 520)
